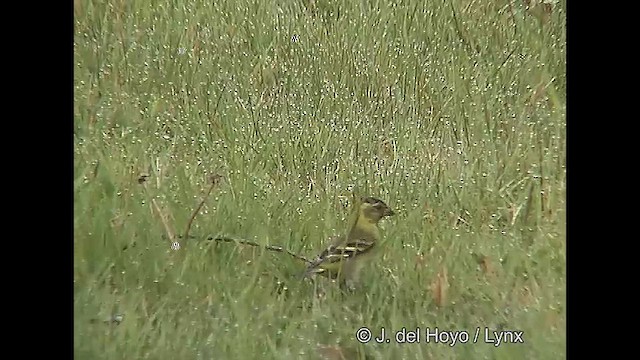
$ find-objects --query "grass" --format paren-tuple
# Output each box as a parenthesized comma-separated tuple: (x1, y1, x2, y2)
(74, 0, 566, 358)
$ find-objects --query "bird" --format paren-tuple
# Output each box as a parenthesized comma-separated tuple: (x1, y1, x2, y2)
(302, 196, 395, 290)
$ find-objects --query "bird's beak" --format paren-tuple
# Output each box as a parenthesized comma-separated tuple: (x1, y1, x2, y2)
(384, 208, 395, 217)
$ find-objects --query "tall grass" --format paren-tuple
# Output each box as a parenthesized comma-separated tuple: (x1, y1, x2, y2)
(74, 0, 565, 358)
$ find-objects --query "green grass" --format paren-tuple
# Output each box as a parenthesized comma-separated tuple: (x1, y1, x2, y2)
(74, 0, 565, 358)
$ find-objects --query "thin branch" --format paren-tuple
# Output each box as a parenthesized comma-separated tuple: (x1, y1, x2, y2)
(209, 236, 313, 264)
(183, 174, 223, 244)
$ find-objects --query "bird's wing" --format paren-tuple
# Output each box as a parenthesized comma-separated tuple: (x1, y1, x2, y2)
(302, 237, 376, 278)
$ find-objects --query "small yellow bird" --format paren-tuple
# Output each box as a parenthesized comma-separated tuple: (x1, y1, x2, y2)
(302, 196, 395, 289)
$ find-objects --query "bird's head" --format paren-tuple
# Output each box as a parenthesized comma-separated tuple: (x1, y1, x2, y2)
(359, 196, 395, 223)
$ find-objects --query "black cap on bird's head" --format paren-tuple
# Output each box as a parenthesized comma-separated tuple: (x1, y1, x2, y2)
(361, 196, 395, 219)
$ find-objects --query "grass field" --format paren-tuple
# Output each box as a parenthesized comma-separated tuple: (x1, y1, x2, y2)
(74, 0, 566, 358)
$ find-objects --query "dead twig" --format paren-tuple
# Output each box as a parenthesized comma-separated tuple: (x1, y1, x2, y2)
(182, 174, 224, 247)
(209, 236, 313, 264)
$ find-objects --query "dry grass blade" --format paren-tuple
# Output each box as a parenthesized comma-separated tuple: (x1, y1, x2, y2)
(430, 265, 449, 307)
(317, 344, 365, 360)
(138, 173, 176, 244)
(473, 253, 496, 280)
(415, 251, 427, 270)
